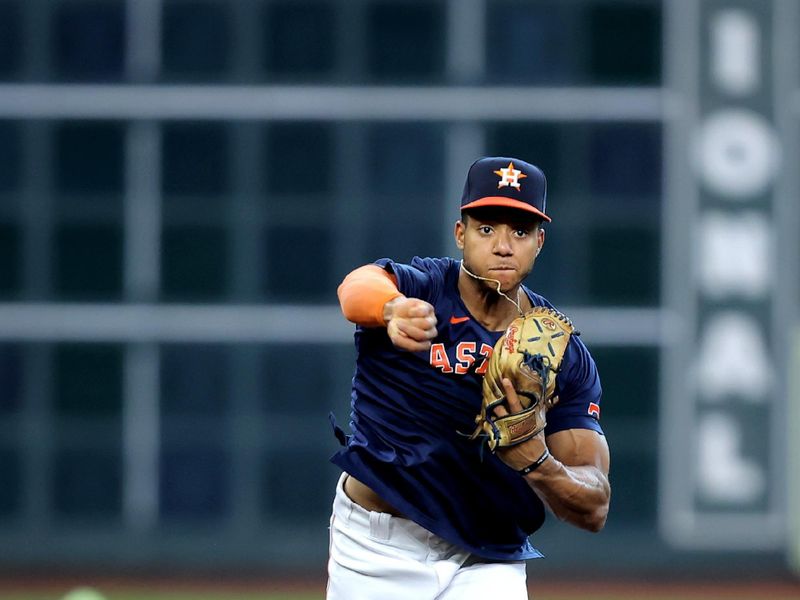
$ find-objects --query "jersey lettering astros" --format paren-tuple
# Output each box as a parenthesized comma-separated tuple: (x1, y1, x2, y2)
(330, 257, 603, 560)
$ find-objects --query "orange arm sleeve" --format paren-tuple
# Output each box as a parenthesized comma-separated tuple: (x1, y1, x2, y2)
(337, 265, 403, 327)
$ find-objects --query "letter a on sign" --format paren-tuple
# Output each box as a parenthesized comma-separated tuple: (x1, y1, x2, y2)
(697, 312, 771, 402)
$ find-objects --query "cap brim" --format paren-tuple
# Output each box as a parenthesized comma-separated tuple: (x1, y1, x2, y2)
(461, 197, 552, 222)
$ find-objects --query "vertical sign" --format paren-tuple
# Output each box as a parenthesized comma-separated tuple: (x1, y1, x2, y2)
(661, 0, 786, 548)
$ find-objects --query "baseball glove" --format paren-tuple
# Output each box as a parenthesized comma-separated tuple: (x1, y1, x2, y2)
(470, 307, 575, 451)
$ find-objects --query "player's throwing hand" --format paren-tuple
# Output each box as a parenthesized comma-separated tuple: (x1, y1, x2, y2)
(383, 297, 438, 352)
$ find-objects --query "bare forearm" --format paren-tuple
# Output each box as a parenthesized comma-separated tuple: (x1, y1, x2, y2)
(524, 457, 610, 532)
(494, 420, 611, 532)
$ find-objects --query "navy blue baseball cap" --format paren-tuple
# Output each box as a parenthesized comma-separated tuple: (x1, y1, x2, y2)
(460, 156, 550, 222)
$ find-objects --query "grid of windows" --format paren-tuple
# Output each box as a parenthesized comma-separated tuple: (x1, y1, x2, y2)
(0, 118, 660, 307)
(0, 0, 661, 86)
(0, 0, 670, 570)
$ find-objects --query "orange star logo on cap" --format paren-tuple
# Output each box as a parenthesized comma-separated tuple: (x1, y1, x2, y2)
(493, 161, 527, 190)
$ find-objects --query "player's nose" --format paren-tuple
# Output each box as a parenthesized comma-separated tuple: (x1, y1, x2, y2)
(493, 232, 513, 255)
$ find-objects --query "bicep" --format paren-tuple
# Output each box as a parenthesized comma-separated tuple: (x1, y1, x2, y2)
(546, 428, 610, 475)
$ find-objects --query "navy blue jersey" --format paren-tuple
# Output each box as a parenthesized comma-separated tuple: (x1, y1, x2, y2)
(331, 257, 603, 560)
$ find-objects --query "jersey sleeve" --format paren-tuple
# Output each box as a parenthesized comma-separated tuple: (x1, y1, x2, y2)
(544, 334, 604, 436)
(373, 257, 449, 304)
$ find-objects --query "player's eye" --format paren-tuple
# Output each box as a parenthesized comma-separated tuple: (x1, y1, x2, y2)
(513, 229, 528, 237)
(479, 226, 493, 234)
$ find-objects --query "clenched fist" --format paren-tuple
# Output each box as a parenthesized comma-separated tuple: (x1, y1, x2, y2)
(383, 297, 438, 352)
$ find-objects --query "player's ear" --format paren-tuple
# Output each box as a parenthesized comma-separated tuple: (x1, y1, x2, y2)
(454, 220, 465, 250)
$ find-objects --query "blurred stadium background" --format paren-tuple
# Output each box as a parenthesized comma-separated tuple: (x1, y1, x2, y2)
(0, 0, 799, 598)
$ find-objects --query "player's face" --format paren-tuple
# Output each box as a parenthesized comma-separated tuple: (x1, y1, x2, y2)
(455, 208, 544, 292)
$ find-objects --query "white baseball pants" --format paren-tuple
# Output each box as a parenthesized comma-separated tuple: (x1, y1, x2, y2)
(326, 473, 528, 600)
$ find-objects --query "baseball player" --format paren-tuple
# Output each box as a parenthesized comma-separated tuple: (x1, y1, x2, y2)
(327, 157, 610, 600)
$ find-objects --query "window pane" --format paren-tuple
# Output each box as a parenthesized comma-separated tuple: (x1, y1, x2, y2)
(604, 451, 655, 524)
(525, 224, 590, 305)
(363, 201, 440, 263)
(588, 227, 659, 305)
(366, 1, 445, 82)
(0, 121, 21, 191)
(260, 344, 333, 414)
(589, 123, 661, 198)
(161, 226, 229, 300)
(579, 346, 659, 526)
(55, 122, 125, 195)
(592, 347, 657, 419)
(0, 2, 21, 79)
(362, 124, 445, 256)
(54, 224, 123, 299)
(54, 344, 123, 417)
(53, 1, 125, 82)
(163, 123, 230, 198)
(162, 1, 232, 80)
(262, 447, 333, 520)
(0, 224, 20, 297)
(0, 446, 21, 516)
(161, 345, 229, 416)
(367, 124, 444, 195)
(265, 123, 333, 197)
(53, 447, 122, 518)
(263, 226, 332, 301)
(587, 3, 662, 85)
(0, 344, 22, 414)
(264, 1, 335, 78)
(160, 445, 229, 520)
(486, 2, 574, 84)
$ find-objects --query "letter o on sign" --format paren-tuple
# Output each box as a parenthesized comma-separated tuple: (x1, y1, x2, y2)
(694, 109, 781, 199)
